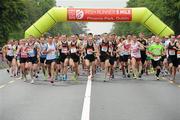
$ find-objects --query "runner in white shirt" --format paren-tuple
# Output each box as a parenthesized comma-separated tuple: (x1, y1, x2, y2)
(130, 35, 144, 79)
(43, 36, 57, 84)
(121, 35, 132, 77)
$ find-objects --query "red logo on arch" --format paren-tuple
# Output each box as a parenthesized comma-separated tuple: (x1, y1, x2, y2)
(67, 8, 132, 22)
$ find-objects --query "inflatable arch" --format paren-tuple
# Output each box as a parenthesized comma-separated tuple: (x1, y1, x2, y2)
(25, 7, 174, 38)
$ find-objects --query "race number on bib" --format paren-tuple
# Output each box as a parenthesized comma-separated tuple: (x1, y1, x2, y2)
(177, 51, 180, 58)
(21, 52, 28, 58)
(133, 48, 138, 53)
(62, 47, 68, 53)
(169, 49, 175, 55)
(101, 46, 108, 52)
(71, 47, 77, 53)
(124, 44, 131, 50)
(87, 48, 93, 54)
(154, 56, 161, 61)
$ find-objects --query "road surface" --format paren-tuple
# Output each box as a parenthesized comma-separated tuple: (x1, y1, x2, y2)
(0, 69, 180, 120)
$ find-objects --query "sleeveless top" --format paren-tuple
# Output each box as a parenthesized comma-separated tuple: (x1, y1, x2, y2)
(131, 42, 141, 58)
(46, 43, 56, 60)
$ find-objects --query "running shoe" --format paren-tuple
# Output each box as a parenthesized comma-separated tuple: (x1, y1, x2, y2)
(111, 73, 114, 79)
(156, 77, 160, 80)
(44, 73, 48, 80)
(17, 76, 22, 80)
(23, 75, 27, 82)
(71, 72, 76, 81)
(122, 74, 126, 78)
(63, 74, 67, 81)
(31, 79, 34, 84)
(74, 74, 78, 81)
(91, 75, 94, 81)
(127, 74, 130, 78)
(170, 80, 175, 83)
(57, 74, 61, 81)
(104, 77, 108, 82)
(49, 77, 54, 84)
(133, 75, 137, 79)
(7, 69, 9, 73)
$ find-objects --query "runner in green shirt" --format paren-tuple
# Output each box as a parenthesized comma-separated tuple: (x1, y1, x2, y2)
(147, 36, 165, 80)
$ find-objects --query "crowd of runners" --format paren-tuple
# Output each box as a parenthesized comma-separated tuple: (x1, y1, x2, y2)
(2, 32, 180, 84)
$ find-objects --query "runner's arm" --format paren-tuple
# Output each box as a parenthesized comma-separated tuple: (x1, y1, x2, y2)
(138, 42, 145, 50)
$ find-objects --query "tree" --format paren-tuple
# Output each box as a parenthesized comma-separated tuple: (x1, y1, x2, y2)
(112, 0, 180, 36)
(0, 0, 27, 44)
(8, 0, 87, 42)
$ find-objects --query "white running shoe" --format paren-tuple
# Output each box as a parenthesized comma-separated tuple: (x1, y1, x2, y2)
(31, 79, 34, 84)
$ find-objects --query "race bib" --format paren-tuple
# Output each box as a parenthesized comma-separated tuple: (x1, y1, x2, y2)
(177, 51, 180, 58)
(154, 56, 161, 61)
(124, 44, 131, 50)
(21, 52, 28, 58)
(71, 47, 77, 53)
(169, 49, 175, 55)
(28, 49, 35, 57)
(50, 50, 56, 56)
(133, 48, 138, 53)
(62, 47, 68, 53)
(101, 46, 108, 52)
(87, 48, 93, 54)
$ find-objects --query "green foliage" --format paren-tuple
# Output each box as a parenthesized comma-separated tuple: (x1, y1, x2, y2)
(112, 0, 180, 36)
(0, 0, 27, 44)
(49, 22, 87, 36)
(0, 0, 86, 45)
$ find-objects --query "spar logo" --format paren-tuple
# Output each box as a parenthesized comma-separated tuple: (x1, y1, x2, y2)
(75, 10, 84, 19)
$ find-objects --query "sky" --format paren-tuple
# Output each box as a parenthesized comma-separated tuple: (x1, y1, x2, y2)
(56, 0, 128, 34)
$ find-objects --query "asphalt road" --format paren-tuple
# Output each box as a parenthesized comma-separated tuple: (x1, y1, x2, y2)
(0, 69, 180, 120)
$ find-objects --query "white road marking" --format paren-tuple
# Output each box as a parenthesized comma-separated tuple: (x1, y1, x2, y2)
(81, 75, 92, 120)
(0, 84, 6, 89)
(8, 80, 15, 84)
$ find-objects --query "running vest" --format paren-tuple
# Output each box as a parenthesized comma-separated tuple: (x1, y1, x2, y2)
(100, 41, 109, 54)
(108, 41, 116, 56)
(131, 42, 141, 58)
(168, 42, 177, 56)
(20, 46, 28, 58)
(123, 40, 131, 55)
(70, 42, 78, 54)
(86, 42, 94, 55)
(46, 43, 56, 60)
(27, 44, 37, 57)
(117, 43, 124, 56)
(60, 41, 69, 54)
(7, 44, 14, 56)
(40, 43, 47, 58)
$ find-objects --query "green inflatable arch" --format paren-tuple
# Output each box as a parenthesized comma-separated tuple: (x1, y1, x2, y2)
(25, 7, 174, 38)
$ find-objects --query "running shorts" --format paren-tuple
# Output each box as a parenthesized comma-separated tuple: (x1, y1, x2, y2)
(70, 54, 79, 63)
(40, 57, 46, 64)
(109, 56, 116, 65)
(6, 55, 14, 62)
(100, 54, 108, 62)
(122, 55, 131, 62)
(60, 53, 69, 63)
(151, 59, 161, 68)
(84, 54, 95, 62)
(46, 59, 56, 65)
(28, 57, 38, 64)
(20, 58, 28, 63)
(168, 56, 178, 67)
